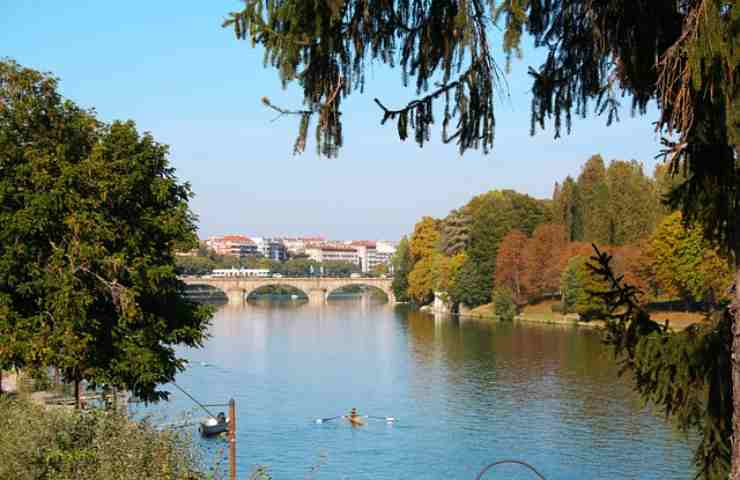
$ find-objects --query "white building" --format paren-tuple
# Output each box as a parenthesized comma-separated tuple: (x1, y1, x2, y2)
(375, 241, 397, 271)
(252, 237, 288, 261)
(305, 245, 359, 265)
(279, 236, 325, 256)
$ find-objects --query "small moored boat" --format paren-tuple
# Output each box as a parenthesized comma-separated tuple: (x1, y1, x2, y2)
(199, 412, 228, 437)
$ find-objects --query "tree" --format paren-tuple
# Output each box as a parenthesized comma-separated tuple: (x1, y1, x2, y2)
(408, 217, 440, 262)
(649, 212, 733, 308)
(407, 254, 436, 305)
(439, 208, 472, 256)
(450, 256, 491, 308)
(0, 61, 212, 405)
(552, 176, 583, 241)
(492, 287, 517, 321)
(465, 190, 548, 305)
(577, 154, 610, 244)
(559, 256, 609, 320)
(494, 229, 528, 304)
(391, 237, 412, 302)
(523, 223, 569, 300)
(228, 1, 740, 476)
(605, 160, 658, 245)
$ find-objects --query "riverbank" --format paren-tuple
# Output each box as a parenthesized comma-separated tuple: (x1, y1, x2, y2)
(453, 300, 705, 331)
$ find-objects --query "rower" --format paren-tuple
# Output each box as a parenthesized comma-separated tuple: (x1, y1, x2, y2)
(345, 408, 365, 426)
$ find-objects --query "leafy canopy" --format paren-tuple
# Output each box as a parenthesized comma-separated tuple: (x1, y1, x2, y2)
(0, 60, 212, 402)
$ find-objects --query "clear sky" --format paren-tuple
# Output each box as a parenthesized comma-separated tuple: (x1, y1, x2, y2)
(3, 1, 666, 240)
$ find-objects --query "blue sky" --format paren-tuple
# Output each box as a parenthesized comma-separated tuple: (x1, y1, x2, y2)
(3, 1, 665, 240)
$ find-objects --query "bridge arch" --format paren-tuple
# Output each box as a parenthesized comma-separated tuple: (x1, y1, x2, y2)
(244, 283, 309, 302)
(180, 276, 395, 306)
(326, 283, 395, 304)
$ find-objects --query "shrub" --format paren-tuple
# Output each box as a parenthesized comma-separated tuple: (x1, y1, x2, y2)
(0, 397, 219, 480)
(492, 287, 517, 322)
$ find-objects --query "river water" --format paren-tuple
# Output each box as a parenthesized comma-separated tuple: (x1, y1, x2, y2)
(142, 295, 695, 479)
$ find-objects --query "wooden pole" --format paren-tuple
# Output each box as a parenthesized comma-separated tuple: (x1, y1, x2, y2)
(229, 398, 236, 480)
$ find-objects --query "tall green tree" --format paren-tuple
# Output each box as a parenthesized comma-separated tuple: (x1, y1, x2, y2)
(0, 61, 212, 405)
(391, 236, 412, 302)
(228, 1, 740, 476)
(577, 154, 610, 244)
(605, 160, 658, 245)
(552, 176, 583, 241)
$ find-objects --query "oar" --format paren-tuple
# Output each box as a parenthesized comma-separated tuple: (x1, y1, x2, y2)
(315, 415, 342, 424)
(365, 415, 397, 422)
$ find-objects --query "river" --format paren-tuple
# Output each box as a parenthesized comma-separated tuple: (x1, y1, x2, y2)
(139, 294, 695, 479)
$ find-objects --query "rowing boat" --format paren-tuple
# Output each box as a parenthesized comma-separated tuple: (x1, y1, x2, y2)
(346, 415, 365, 426)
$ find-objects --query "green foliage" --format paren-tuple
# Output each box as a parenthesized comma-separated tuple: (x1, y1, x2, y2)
(590, 247, 732, 480)
(450, 256, 491, 308)
(605, 160, 658, 245)
(391, 237, 412, 302)
(226, 0, 497, 157)
(0, 61, 212, 403)
(559, 256, 609, 320)
(649, 212, 733, 306)
(465, 190, 548, 305)
(321, 260, 360, 276)
(552, 177, 582, 241)
(0, 397, 215, 480)
(577, 155, 610, 244)
(492, 287, 517, 322)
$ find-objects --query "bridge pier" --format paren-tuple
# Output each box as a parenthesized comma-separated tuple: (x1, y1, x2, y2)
(226, 289, 245, 305)
(308, 288, 327, 305)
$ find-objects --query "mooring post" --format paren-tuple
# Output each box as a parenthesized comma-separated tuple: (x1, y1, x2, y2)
(229, 398, 236, 480)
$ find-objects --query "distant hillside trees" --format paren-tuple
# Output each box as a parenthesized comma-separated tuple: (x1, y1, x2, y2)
(393, 154, 731, 314)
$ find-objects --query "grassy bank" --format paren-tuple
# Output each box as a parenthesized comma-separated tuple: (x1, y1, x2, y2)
(0, 396, 219, 480)
(462, 299, 705, 331)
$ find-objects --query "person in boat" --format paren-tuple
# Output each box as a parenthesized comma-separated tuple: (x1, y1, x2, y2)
(345, 408, 364, 426)
(216, 412, 226, 424)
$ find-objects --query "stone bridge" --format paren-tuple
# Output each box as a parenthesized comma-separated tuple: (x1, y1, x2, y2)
(181, 276, 395, 305)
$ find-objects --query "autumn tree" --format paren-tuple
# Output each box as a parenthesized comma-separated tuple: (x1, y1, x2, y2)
(523, 223, 569, 300)
(494, 230, 528, 304)
(650, 212, 733, 308)
(409, 217, 440, 262)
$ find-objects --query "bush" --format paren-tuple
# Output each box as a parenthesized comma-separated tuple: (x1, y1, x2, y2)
(492, 287, 517, 322)
(550, 303, 564, 314)
(0, 397, 219, 480)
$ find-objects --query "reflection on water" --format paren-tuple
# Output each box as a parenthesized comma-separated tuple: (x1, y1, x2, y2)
(149, 295, 695, 479)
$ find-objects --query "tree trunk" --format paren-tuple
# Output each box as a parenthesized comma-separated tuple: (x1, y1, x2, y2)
(0, 370, 3, 395)
(74, 377, 80, 410)
(732, 264, 740, 480)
